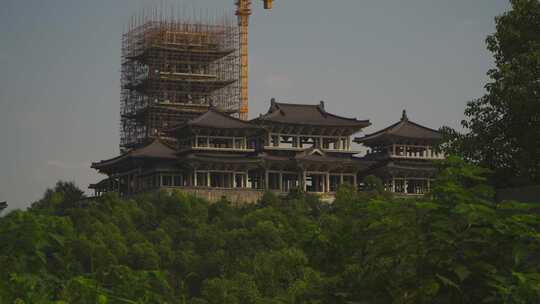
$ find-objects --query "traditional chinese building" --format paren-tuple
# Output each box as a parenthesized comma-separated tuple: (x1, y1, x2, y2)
(354, 110, 443, 194)
(91, 100, 442, 203)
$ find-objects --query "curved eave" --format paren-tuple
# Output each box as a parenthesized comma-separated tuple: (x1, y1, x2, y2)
(92, 156, 177, 173)
(355, 134, 443, 146)
(254, 119, 371, 128)
(367, 160, 439, 177)
(166, 125, 264, 137)
(354, 120, 442, 145)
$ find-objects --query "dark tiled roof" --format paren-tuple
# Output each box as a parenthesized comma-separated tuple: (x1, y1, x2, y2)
(368, 159, 439, 177)
(253, 100, 371, 128)
(355, 110, 442, 144)
(168, 109, 259, 133)
(92, 139, 177, 169)
(89, 178, 112, 190)
(182, 152, 262, 164)
(260, 149, 373, 170)
(189, 110, 256, 129)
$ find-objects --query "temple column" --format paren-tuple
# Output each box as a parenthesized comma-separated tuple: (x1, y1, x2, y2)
(194, 170, 198, 187)
(207, 172, 211, 188)
(325, 172, 330, 193)
(391, 177, 396, 193)
(353, 175, 357, 190)
(265, 170, 269, 190)
(404, 179, 409, 194)
(303, 171, 307, 192)
(279, 171, 283, 192)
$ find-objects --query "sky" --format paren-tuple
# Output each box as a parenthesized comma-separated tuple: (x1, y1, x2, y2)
(0, 0, 510, 211)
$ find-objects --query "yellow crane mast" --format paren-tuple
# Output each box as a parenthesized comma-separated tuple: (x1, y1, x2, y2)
(235, 0, 274, 120)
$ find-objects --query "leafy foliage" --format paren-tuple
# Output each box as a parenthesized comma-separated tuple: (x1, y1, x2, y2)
(0, 158, 539, 303)
(442, 0, 540, 187)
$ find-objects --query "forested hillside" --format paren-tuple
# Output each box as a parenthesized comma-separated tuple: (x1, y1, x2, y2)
(1, 157, 539, 303)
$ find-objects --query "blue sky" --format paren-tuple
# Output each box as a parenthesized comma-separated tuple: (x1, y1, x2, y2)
(0, 0, 510, 210)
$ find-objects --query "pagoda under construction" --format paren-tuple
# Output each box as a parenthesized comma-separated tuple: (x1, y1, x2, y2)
(120, 13, 239, 152)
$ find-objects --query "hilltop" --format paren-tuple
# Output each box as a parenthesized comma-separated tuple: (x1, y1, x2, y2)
(0, 157, 539, 303)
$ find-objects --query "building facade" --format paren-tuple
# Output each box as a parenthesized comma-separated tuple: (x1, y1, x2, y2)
(91, 100, 442, 203)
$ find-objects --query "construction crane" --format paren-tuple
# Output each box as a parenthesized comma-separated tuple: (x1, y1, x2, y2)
(236, 0, 274, 120)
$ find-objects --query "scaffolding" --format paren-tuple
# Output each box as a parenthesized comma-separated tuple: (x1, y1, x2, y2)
(120, 12, 240, 151)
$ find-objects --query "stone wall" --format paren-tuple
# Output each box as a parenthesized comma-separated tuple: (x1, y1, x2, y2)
(163, 187, 339, 204)
(164, 187, 266, 205)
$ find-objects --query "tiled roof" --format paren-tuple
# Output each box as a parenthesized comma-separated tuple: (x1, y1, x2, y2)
(253, 100, 371, 127)
(92, 139, 176, 169)
(168, 109, 259, 133)
(355, 110, 442, 144)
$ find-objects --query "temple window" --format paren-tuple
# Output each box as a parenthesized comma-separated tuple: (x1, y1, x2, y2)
(234, 138, 246, 149)
(329, 175, 340, 192)
(162, 175, 173, 187)
(196, 172, 209, 187)
(248, 172, 264, 189)
(306, 173, 326, 193)
(193, 136, 251, 150)
(265, 134, 352, 151)
(268, 173, 281, 190)
(300, 137, 315, 149)
(390, 178, 431, 194)
(209, 137, 234, 149)
(313, 137, 321, 148)
(292, 136, 299, 148)
(341, 137, 349, 150)
(197, 136, 207, 147)
(280, 136, 295, 149)
(394, 179, 406, 193)
(282, 174, 299, 192)
(173, 175, 184, 187)
(234, 173, 247, 188)
(210, 172, 233, 188)
(408, 179, 429, 194)
(388, 144, 442, 159)
(271, 135, 280, 147)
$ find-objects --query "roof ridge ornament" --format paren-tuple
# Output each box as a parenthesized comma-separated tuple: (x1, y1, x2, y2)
(319, 100, 328, 117)
(402, 109, 408, 121)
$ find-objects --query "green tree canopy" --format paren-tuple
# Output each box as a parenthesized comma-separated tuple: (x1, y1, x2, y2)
(0, 157, 539, 303)
(442, 0, 540, 187)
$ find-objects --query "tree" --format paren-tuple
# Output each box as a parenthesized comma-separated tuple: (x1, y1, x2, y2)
(1, 171, 539, 303)
(444, 0, 540, 187)
(31, 181, 85, 214)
